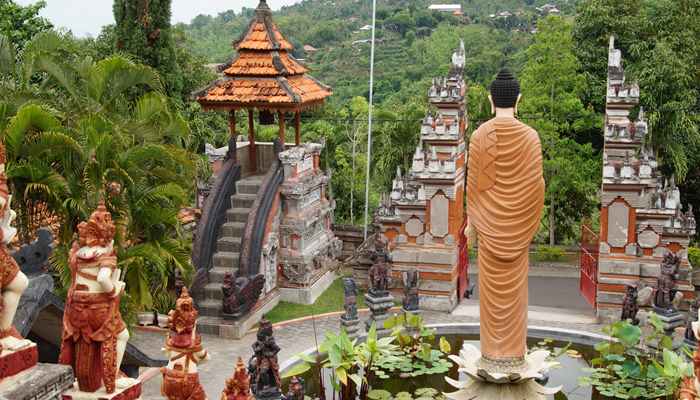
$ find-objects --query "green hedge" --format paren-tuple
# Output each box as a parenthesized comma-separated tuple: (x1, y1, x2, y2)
(689, 247, 700, 269)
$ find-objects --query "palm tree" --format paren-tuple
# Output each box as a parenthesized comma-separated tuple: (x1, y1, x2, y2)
(0, 31, 195, 310)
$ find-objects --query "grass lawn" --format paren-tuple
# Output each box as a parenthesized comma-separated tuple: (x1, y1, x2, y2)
(266, 277, 367, 324)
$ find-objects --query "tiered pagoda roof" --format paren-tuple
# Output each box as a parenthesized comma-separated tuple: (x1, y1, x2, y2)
(196, 0, 331, 111)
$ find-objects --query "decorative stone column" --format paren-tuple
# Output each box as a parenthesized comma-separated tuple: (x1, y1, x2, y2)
(278, 143, 342, 305)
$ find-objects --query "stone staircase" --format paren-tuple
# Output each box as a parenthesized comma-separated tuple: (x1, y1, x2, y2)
(197, 174, 264, 334)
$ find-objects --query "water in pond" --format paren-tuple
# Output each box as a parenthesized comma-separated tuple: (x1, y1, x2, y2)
(282, 334, 598, 400)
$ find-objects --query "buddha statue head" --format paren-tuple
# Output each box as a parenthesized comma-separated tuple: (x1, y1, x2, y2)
(489, 69, 521, 115)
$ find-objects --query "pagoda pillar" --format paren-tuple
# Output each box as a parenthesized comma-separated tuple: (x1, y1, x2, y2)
(228, 110, 236, 139)
(278, 111, 286, 145)
(295, 111, 301, 145)
(248, 109, 257, 173)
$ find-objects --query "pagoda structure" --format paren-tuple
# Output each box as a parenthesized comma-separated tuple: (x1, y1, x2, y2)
(596, 37, 696, 322)
(373, 42, 468, 312)
(196, 0, 331, 171)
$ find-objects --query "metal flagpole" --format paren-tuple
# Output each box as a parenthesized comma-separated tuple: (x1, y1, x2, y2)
(363, 0, 377, 240)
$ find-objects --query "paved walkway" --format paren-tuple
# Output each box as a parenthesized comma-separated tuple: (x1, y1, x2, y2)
(137, 303, 603, 399)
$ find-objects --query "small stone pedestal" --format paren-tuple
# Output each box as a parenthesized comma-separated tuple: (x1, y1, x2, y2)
(340, 316, 361, 338)
(0, 363, 73, 400)
(62, 378, 142, 400)
(365, 292, 394, 336)
(650, 306, 685, 350)
(0, 342, 38, 380)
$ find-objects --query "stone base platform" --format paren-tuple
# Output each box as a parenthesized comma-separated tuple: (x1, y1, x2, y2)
(340, 317, 362, 338)
(365, 293, 395, 336)
(62, 378, 142, 400)
(280, 270, 336, 305)
(199, 291, 280, 339)
(0, 363, 73, 400)
(0, 342, 38, 380)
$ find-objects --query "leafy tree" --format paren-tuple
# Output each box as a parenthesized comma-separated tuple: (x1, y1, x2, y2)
(520, 16, 600, 244)
(0, 0, 52, 51)
(0, 32, 194, 310)
(114, 0, 181, 96)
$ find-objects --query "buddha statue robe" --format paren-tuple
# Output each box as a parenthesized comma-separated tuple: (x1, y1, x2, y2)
(466, 116, 544, 362)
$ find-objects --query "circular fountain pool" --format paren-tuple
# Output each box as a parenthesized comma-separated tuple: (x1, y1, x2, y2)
(280, 324, 609, 400)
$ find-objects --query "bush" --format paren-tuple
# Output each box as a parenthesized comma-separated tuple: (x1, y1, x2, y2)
(533, 245, 566, 262)
(689, 247, 700, 269)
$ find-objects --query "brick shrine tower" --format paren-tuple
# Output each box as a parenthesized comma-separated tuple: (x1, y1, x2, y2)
(596, 37, 696, 322)
(374, 42, 467, 312)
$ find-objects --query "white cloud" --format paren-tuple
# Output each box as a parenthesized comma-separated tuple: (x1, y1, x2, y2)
(15, 0, 302, 37)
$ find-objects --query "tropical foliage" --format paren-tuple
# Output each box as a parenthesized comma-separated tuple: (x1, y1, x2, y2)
(579, 315, 694, 399)
(0, 30, 195, 311)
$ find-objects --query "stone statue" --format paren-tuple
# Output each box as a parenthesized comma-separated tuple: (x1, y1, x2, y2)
(342, 277, 358, 321)
(465, 69, 545, 372)
(59, 202, 132, 394)
(161, 288, 210, 400)
(653, 253, 681, 313)
(221, 272, 265, 319)
(402, 269, 420, 312)
(222, 357, 253, 400)
(248, 318, 282, 400)
(0, 141, 35, 379)
(368, 253, 391, 297)
(285, 376, 305, 400)
(620, 284, 640, 325)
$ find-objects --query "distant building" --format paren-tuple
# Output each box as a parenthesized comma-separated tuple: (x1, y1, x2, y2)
(303, 44, 318, 53)
(359, 24, 372, 31)
(428, 4, 461, 13)
(492, 10, 513, 19)
(537, 3, 561, 14)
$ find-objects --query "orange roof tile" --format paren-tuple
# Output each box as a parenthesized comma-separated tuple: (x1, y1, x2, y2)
(236, 19, 293, 51)
(197, 76, 331, 107)
(224, 51, 308, 76)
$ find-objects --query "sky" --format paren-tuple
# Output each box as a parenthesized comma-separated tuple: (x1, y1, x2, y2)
(15, 0, 302, 37)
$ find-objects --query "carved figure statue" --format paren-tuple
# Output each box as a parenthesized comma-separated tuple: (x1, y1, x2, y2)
(342, 277, 358, 321)
(368, 253, 391, 297)
(221, 272, 265, 319)
(402, 269, 420, 312)
(620, 284, 640, 325)
(285, 376, 305, 400)
(58, 202, 130, 393)
(222, 357, 253, 400)
(0, 142, 32, 354)
(465, 69, 544, 369)
(248, 318, 282, 400)
(160, 288, 210, 400)
(653, 253, 681, 312)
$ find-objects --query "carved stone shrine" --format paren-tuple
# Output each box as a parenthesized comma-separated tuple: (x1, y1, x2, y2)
(596, 37, 696, 322)
(278, 143, 342, 304)
(365, 253, 395, 336)
(221, 357, 253, 400)
(0, 140, 38, 382)
(248, 318, 282, 400)
(160, 288, 209, 400)
(340, 277, 361, 338)
(374, 42, 467, 312)
(59, 203, 142, 400)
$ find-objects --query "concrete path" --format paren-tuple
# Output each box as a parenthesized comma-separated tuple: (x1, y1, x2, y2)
(137, 305, 602, 399)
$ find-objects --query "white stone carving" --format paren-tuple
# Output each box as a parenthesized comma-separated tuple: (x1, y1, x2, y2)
(405, 217, 424, 237)
(430, 192, 450, 238)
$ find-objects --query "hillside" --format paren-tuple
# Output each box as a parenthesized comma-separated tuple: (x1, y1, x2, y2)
(178, 0, 578, 106)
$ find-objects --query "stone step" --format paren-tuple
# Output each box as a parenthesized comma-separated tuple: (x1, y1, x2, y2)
(231, 193, 257, 209)
(227, 208, 251, 223)
(198, 299, 222, 318)
(209, 266, 237, 283)
(221, 221, 246, 237)
(205, 282, 224, 301)
(196, 316, 223, 336)
(237, 177, 264, 195)
(217, 236, 242, 252)
(213, 251, 239, 268)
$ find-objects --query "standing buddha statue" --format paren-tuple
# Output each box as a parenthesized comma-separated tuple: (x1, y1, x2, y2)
(0, 141, 36, 379)
(466, 69, 545, 373)
(161, 287, 210, 400)
(59, 202, 133, 394)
